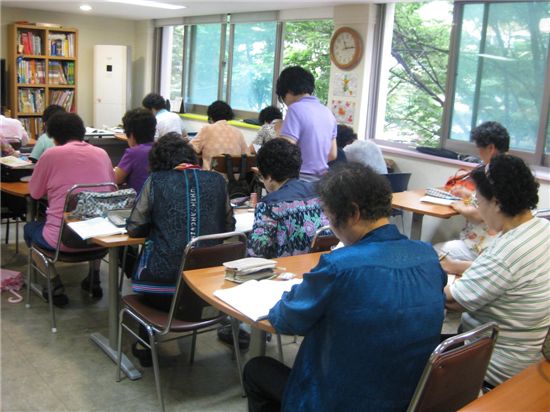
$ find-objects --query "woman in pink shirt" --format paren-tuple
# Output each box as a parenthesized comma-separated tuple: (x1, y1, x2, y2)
(24, 112, 115, 306)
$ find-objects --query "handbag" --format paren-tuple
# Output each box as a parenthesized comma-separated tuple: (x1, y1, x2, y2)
(70, 188, 137, 219)
(444, 169, 475, 198)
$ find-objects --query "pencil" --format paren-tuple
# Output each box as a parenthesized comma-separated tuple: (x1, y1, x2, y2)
(438, 251, 449, 261)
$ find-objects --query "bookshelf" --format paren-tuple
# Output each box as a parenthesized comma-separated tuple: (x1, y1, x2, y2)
(8, 23, 78, 140)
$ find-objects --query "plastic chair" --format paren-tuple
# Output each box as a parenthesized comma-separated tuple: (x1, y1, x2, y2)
(407, 322, 499, 412)
(26, 182, 118, 333)
(116, 231, 248, 412)
(310, 225, 339, 253)
(382, 172, 412, 232)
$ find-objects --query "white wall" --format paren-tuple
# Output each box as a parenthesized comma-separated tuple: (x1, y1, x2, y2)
(1, 7, 153, 125)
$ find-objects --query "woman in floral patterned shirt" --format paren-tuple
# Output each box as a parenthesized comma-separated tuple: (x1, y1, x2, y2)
(248, 138, 328, 258)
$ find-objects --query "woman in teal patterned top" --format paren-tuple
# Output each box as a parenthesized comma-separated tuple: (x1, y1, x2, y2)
(248, 138, 328, 258)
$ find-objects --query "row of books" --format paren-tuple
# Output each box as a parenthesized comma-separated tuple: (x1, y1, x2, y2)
(49, 90, 75, 111)
(17, 59, 46, 84)
(18, 88, 45, 113)
(19, 117, 44, 137)
(49, 33, 75, 57)
(18, 31, 42, 55)
(48, 61, 75, 85)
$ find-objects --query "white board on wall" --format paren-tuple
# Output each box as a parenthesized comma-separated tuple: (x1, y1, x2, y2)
(93, 45, 131, 128)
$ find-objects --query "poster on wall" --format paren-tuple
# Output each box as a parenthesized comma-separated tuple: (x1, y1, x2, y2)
(332, 72, 358, 97)
(331, 99, 355, 125)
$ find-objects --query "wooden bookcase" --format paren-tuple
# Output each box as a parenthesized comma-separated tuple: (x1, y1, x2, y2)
(8, 23, 78, 140)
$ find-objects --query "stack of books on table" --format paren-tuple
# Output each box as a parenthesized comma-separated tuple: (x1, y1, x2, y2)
(223, 257, 277, 283)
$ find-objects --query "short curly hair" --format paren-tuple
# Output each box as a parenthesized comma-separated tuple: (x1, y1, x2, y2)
(258, 106, 282, 125)
(149, 132, 197, 172)
(207, 100, 234, 122)
(256, 138, 301, 182)
(318, 163, 392, 228)
(42, 104, 65, 123)
(142, 93, 167, 111)
(46, 112, 86, 145)
(122, 108, 156, 144)
(276, 66, 315, 102)
(471, 121, 510, 153)
(471, 154, 539, 216)
(336, 124, 357, 148)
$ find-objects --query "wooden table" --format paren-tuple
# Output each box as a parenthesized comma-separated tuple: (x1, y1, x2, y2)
(459, 359, 550, 411)
(1, 181, 36, 222)
(183, 252, 323, 355)
(391, 189, 458, 240)
(90, 233, 145, 380)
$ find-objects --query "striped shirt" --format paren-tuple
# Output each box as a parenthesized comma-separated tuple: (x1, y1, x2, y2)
(451, 217, 550, 385)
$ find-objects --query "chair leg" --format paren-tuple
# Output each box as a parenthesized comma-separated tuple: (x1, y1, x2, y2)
(230, 317, 246, 397)
(116, 308, 126, 382)
(276, 334, 284, 363)
(189, 330, 197, 365)
(26, 249, 33, 308)
(148, 326, 165, 412)
(119, 245, 128, 294)
(45, 264, 58, 333)
(4, 217, 9, 244)
(15, 218, 19, 254)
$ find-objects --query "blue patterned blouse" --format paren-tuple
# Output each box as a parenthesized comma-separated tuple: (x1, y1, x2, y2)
(247, 179, 329, 259)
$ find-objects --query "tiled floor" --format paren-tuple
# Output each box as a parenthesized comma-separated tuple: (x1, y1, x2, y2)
(1, 233, 300, 412)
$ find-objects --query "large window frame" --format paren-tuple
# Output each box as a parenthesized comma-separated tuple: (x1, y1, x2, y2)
(440, 0, 550, 167)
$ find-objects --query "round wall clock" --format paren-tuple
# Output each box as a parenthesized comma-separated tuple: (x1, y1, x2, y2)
(330, 27, 363, 70)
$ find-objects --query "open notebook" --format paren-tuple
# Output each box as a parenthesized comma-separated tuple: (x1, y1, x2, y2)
(67, 217, 127, 240)
(214, 278, 302, 321)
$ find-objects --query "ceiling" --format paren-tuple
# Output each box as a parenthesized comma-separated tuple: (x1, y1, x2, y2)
(1, 0, 373, 21)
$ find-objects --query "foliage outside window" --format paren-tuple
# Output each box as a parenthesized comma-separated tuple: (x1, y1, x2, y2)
(283, 20, 334, 105)
(381, 1, 453, 147)
(230, 22, 277, 112)
(188, 24, 222, 106)
(449, 1, 550, 154)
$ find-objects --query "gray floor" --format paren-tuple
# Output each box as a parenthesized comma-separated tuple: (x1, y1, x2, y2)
(0, 224, 301, 412)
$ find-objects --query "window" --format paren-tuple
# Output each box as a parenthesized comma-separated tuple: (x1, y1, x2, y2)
(283, 20, 334, 105)
(446, 1, 550, 159)
(230, 22, 277, 112)
(159, 25, 184, 100)
(188, 23, 223, 106)
(374, 1, 453, 146)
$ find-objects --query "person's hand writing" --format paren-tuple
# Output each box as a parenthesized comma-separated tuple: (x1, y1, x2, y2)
(440, 256, 471, 276)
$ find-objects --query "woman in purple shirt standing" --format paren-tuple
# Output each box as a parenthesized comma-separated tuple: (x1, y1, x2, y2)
(114, 108, 156, 193)
(276, 66, 337, 181)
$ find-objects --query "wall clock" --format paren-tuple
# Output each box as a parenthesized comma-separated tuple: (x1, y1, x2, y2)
(330, 27, 363, 70)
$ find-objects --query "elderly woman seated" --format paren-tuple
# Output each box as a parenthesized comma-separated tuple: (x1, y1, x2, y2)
(443, 154, 549, 389)
(248, 138, 329, 258)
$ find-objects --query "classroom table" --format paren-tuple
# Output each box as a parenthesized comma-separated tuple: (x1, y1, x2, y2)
(391, 189, 458, 240)
(183, 252, 323, 356)
(459, 359, 550, 411)
(90, 233, 145, 380)
(0, 180, 35, 222)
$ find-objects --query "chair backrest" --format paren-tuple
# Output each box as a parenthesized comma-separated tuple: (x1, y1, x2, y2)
(383, 172, 412, 193)
(211, 154, 258, 199)
(54, 182, 118, 260)
(407, 322, 499, 412)
(210, 154, 256, 175)
(164, 231, 248, 332)
(310, 225, 339, 253)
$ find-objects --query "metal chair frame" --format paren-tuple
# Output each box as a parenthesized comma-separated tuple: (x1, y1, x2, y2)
(407, 322, 499, 412)
(116, 231, 248, 412)
(26, 182, 117, 333)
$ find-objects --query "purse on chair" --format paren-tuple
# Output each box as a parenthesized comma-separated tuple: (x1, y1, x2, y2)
(70, 188, 137, 219)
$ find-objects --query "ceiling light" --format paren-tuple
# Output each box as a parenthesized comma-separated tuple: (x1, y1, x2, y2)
(106, 0, 186, 10)
(80, 4, 92, 11)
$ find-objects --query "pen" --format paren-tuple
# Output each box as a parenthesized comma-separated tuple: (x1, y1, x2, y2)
(438, 251, 449, 261)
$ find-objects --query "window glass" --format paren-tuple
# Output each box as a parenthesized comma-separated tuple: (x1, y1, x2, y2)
(188, 24, 222, 106)
(449, 2, 550, 152)
(378, 1, 453, 146)
(230, 22, 277, 112)
(283, 20, 334, 105)
(159, 25, 184, 100)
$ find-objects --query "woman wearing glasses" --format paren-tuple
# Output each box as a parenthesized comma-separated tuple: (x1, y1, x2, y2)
(442, 154, 550, 388)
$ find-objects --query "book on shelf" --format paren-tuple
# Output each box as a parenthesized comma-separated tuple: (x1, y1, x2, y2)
(19, 117, 44, 137)
(17, 59, 45, 84)
(18, 31, 42, 55)
(18, 88, 45, 113)
(48, 33, 75, 57)
(49, 90, 74, 111)
(213, 278, 302, 321)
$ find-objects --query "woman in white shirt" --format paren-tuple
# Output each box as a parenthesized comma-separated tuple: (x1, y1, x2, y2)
(142, 93, 187, 139)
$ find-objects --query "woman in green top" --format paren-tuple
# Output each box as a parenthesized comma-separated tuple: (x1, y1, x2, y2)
(29, 104, 65, 162)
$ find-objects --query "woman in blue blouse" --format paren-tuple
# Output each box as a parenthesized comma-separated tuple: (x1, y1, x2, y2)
(247, 138, 328, 258)
(243, 163, 446, 411)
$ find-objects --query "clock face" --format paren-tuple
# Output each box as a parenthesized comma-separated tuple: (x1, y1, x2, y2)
(330, 27, 362, 70)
